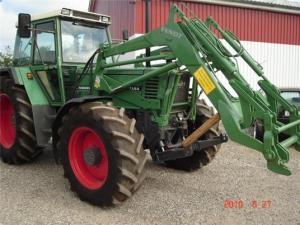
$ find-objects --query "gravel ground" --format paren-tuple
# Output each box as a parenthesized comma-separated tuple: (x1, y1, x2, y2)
(0, 140, 299, 225)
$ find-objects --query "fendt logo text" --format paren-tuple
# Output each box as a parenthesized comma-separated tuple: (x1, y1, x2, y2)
(161, 27, 183, 39)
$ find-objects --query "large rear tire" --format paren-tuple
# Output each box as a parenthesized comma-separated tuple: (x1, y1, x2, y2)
(165, 99, 221, 171)
(0, 76, 40, 164)
(57, 102, 149, 206)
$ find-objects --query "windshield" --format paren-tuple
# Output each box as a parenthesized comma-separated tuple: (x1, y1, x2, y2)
(61, 20, 108, 63)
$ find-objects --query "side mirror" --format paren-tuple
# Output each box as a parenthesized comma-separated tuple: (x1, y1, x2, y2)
(122, 29, 128, 41)
(18, 13, 31, 38)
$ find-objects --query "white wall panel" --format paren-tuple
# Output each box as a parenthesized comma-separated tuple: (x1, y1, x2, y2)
(236, 41, 300, 90)
(205, 41, 300, 106)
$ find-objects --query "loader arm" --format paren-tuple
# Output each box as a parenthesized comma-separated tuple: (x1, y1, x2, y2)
(95, 4, 300, 175)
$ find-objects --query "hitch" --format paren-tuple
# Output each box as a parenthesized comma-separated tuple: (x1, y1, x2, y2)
(182, 113, 220, 148)
(155, 134, 228, 162)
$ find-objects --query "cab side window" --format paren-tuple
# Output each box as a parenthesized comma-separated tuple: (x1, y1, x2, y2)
(13, 35, 32, 66)
(34, 22, 56, 64)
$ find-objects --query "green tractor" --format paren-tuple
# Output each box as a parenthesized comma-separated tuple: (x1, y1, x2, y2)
(0, 5, 299, 206)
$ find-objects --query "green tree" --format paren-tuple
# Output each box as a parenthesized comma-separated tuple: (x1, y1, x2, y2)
(0, 46, 13, 68)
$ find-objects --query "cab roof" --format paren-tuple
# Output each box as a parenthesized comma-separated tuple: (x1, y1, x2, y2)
(31, 8, 111, 25)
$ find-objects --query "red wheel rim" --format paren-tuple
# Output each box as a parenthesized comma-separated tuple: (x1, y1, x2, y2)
(68, 127, 108, 190)
(0, 93, 16, 149)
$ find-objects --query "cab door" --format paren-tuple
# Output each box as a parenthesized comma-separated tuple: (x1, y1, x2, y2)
(30, 20, 65, 106)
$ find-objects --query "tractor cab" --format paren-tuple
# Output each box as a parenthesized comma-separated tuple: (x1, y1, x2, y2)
(14, 8, 111, 105)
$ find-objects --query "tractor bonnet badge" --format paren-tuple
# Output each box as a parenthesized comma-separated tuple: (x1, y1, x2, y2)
(161, 27, 182, 39)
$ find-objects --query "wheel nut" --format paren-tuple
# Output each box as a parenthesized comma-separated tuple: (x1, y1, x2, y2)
(83, 147, 102, 166)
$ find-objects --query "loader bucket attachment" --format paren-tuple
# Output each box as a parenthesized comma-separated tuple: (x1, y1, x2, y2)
(174, 6, 300, 175)
(165, 4, 300, 175)
(95, 4, 299, 175)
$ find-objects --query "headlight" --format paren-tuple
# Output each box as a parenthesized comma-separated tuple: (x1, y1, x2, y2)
(61, 8, 71, 16)
(101, 16, 109, 23)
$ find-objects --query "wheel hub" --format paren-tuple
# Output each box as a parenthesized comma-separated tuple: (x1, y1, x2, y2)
(83, 146, 102, 166)
(68, 126, 108, 190)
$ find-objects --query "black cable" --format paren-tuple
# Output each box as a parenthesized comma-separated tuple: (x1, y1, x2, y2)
(71, 48, 100, 97)
(77, 48, 100, 83)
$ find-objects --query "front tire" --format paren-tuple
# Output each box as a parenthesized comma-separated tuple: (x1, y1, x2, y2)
(0, 76, 40, 164)
(58, 102, 149, 206)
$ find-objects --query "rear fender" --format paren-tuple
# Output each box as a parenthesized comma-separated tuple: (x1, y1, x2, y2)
(0, 67, 22, 84)
(1, 67, 53, 147)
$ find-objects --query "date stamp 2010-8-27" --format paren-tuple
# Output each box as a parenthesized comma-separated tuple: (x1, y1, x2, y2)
(224, 199, 272, 209)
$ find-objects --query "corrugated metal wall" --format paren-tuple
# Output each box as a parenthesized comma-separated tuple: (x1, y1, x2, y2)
(135, 0, 300, 45)
(91, 0, 135, 40)
(91, 0, 300, 44)
(90, 0, 300, 91)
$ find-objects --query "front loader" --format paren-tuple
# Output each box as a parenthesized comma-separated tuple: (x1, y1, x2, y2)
(0, 5, 299, 206)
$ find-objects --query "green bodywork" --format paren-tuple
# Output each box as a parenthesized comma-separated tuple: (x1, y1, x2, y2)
(8, 5, 300, 175)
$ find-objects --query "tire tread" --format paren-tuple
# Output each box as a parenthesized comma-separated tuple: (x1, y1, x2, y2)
(0, 77, 41, 164)
(57, 102, 148, 206)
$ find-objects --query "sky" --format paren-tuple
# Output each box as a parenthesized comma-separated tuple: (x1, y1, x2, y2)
(0, 0, 89, 52)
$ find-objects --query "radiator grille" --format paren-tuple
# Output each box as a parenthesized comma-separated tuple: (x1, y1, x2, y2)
(145, 78, 159, 99)
(174, 73, 190, 103)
